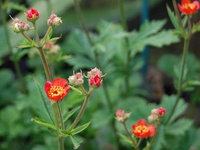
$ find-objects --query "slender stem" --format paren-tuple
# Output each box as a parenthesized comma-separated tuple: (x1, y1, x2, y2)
(42, 26, 52, 44)
(67, 88, 94, 132)
(21, 32, 34, 43)
(172, 0, 185, 34)
(1, 2, 28, 94)
(33, 22, 40, 46)
(165, 36, 190, 125)
(122, 122, 139, 150)
(118, 0, 127, 31)
(57, 102, 65, 130)
(38, 47, 52, 81)
(118, 0, 131, 96)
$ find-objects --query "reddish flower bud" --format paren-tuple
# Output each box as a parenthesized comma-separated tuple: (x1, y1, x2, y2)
(47, 13, 62, 27)
(43, 42, 53, 50)
(178, 0, 200, 15)
(89, 75, 102, 88)
(116, 109, 131, 123)
(11, 18, 30, 33)
(44, 78, 70, 101)
(87, 68, 102, 78)
(132, 119, 156, 138)
(26, 8, 39, 22)
(157, 107, 166, 116)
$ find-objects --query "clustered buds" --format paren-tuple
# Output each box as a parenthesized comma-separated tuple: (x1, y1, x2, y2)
(68, 68, 104, 88)
(148, 107, 166, 123)
(11, 18, 30, 33)
(116, 109, 131, 123)
(47, 13, 62, 27)
(68, 72, 84, 86)
(26, 8, 39, 22)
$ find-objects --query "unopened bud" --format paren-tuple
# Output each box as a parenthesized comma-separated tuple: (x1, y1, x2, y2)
(47, 13, 62, 27)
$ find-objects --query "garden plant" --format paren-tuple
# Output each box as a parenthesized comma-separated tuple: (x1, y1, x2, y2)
(0, 0, 200, 150)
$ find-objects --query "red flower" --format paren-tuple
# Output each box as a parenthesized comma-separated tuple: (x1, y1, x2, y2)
(89, 75, 102, 87)
(26, 8, 39, 22)
(132, 119, 155, 138)
(178, 0, 200, 15)
(44, 78, 70, 101)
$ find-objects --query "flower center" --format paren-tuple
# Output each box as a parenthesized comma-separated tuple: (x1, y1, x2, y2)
(183, 3, 195, 10)
(135, 125, 149, 133)
(49, 86, 66, 97)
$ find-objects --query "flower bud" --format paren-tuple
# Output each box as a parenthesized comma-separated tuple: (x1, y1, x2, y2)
(43, 42, 53, 50)
(157, 107, 166, 116)
(116, 109, 131, 123)
(26, 8, 39, 22)
(68, 72, 84, 86)
(47, 13, 62, 27)
(87, 68, 102, 78)
(89, 75, 102, 88)
(11, 18, 30, 33)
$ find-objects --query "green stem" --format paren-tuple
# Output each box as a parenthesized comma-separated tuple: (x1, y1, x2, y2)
(122, 122, 139, 150)
(118, 0, 131, 96)
(33, 22, 40, 46)
(21, 32, 34, 43)
(118, 0, 127, 31)
(38, 47, 52, 81)
(67, 88, 94, 132)
(165, 36, 190, 125)
(1, 2, 28, 94)
(42, 26, 52, 44)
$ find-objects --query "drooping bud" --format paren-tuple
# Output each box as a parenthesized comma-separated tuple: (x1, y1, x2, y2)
(47, 13, 62, 27)
(26, 8, 39, 22)
(116, 109, 131, 123)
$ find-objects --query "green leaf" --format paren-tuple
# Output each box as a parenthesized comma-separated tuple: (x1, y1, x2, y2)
(166, 119, 193, 136)
(49, 36, 62, 43)
(70, 136, 82, 149)
(69, 86, 83, 95)
(34, 79, 54, 124)
(161, 95, 188, 124)
(186, 80, 200, 86)
(31, 117, 56, 131)
(166, 5, 180, 30)
(7, 2, 27, 12)
(118, 133, 132, 145)
(63, 106, 81, 123)
(70, 121, 91, 135)
(152, 125, 166, 150)
(60, 130, 70, 137)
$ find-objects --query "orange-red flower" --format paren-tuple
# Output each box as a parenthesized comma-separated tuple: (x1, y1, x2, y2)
(132, 119, 155, 138)
(178, 0, 200, 15)
(44, 78, 70, 101)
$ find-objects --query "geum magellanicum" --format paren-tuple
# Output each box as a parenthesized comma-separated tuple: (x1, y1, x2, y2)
(132, 119, 155, 138)
(44, 78, 70, 101)
(178, 0, 200, 15)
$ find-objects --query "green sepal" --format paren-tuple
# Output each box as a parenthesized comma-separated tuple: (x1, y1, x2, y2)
(31, 117, 56, 131)
(70, 136, 82, 150)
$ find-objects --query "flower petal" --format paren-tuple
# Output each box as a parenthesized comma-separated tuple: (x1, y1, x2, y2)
(52, 78, 67, 87)
(137, 119, 147, 125)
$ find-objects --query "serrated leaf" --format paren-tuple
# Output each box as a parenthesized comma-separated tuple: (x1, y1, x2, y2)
(63, 106, 81, 123)
(66, 55, 95, 70)
(166, 119, 193, 136)
(118, 133, 132, 145)
(34, 79, 54, 124)
(161, 95, 188, 124)
(145, 30, 180, 47)
(70, 121, 91, 135)
(70, 136, 81, 150)
(31, 117, 56, 131)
